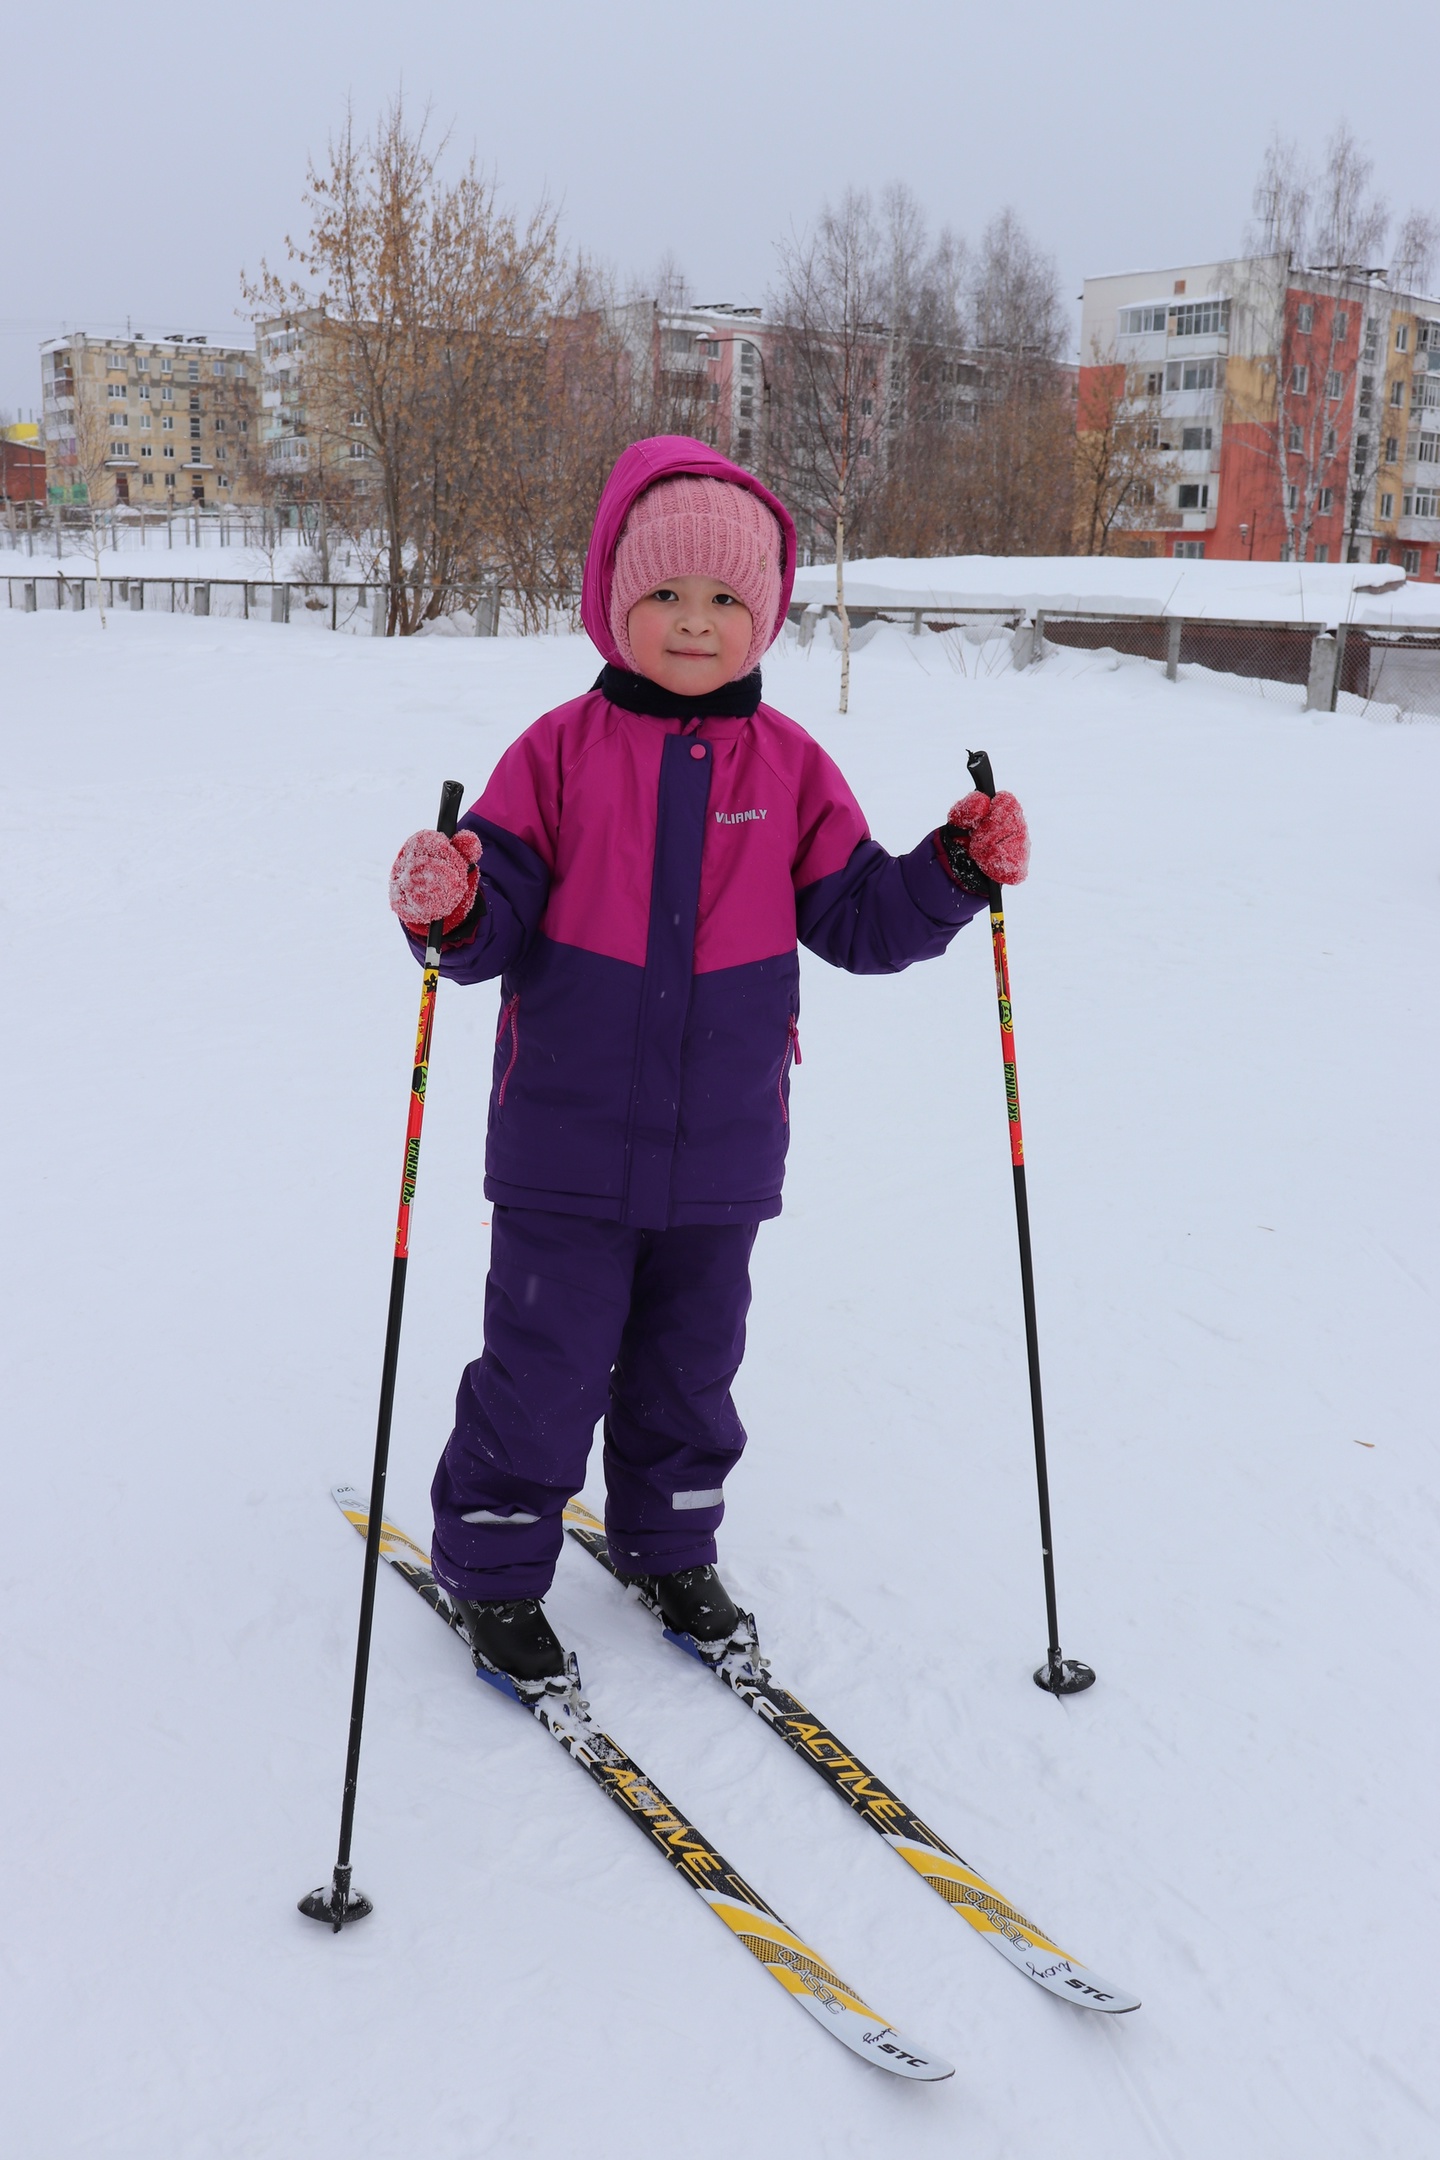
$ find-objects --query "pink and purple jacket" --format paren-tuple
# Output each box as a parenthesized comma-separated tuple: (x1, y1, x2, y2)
(421, 437, 985, 1228)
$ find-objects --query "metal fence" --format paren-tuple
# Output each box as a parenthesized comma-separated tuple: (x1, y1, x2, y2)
(10, 572, 1440, 713)
(4, 574, 502, 636)
(793, 600, 1440, 717)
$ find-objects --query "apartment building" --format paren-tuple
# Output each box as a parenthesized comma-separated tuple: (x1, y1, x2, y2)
(1080, 259, 1440, 575)
(39, 331, 262, 508)
(256, 310, 383, 496)
(612, 300, 777, 470)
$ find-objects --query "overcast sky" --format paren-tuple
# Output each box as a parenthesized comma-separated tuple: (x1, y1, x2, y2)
(4, 0, 1437, 417)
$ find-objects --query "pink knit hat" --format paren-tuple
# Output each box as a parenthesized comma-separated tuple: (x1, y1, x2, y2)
(608, 473, 784, 680)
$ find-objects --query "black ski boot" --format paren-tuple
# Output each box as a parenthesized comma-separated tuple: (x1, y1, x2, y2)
(456, 1597, 568, 1701)
(653, 1564, 747, 1654)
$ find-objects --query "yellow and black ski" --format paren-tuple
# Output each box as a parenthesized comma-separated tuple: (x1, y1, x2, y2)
(563, 1497, 1139, 2016)
(329, 1487, 953, 2081)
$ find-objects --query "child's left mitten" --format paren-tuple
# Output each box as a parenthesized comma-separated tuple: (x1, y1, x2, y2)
(389, 827, 484, 936)
(934, 790, 1030, 894)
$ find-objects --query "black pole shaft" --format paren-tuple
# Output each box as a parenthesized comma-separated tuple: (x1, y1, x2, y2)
(333, 1251, 409, 1885)
(1010, 1160, 1062, 1664)
(301, 778, 465, 1929)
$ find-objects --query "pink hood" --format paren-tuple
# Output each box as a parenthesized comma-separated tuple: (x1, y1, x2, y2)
(581, 436, 798, 672)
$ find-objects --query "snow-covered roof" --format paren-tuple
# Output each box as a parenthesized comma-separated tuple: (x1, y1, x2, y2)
(789, 554, 1440, 629)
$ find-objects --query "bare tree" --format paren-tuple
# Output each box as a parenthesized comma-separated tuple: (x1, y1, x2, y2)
(68, 360, 118, 627)
(1234, 127, 1388, 562)
(773, 191, 888, 711)
(1073, 339, 1178, 554)
(247, 100, 560, 634)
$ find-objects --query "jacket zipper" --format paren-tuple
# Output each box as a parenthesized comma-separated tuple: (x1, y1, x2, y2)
(778, 1014, 802, 1124)
(496, 992, 521, 1106)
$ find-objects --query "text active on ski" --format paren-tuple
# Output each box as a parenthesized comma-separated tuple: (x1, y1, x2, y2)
(562, 1496, 1139, 2016)
(328, 1487, 954, 2082)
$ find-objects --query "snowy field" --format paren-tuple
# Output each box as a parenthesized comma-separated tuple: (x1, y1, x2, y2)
(1, 607, 1435, 2158)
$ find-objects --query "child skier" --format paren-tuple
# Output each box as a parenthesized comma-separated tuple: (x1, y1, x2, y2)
(388, 436, 1029, 1697)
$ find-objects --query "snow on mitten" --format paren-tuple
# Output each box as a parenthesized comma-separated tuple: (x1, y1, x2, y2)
(934, 789, 1030, 892)
(389, 827, 484, 935)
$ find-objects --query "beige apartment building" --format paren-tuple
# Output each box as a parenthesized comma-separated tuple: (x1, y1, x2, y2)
(40, 331, 262, 508)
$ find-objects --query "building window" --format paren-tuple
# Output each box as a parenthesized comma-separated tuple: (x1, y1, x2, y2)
(347, 441, 372, 459)
(213, 361, 225, 378)
(140, 445, 153, 459)
(1375, 545, 1389, 562)
(1396, 325, 1410, 352)
(107, 383, 126, 400)
(162, 416, 174, 431)
(163, 447, 174, 460)
(1176, 482, 1209, 509)
(187, 360, 199, 379)
(1297, 303, 1314, 333)
(1401, 547, 1420, 572)
(137, 386, 150, 402)
(1288, 424, 1303, 452)
(1286, 484, 1299, 509)
(1326, 371, 1343, 399)
(110, 441, 128, 456)
(1390, 380, 1405, 406)
(1291, 365, 1309, 393)
(1419, 436, 1440, 464)
(215, 445, 225, 460)
(1144, 370, 1163, 394)
(1313, 544, 1329, 561)
(1335, 312, 1349, 341)
(1323, 426, 1337, 455)
(1181, 425, 1213, 450)
(1118, 304, 1168, 335)
(1172, 540, 1205, 557)
(1403, 488, 1439, 515)
(162, 387, 173, 403)
(141, 471, 153, 487)
(1380, 491, 1394, 518)
(350, 408, 367, 425)
(136, 356, 149, 373)
(1171, 300, 1229, 337)
(161, 357, 172, 374)
(1165, 359, 1219, 391)
(1385, 435, 1398, 462)
(1319, 488, 1334, 513)
(190, 420, 201, 436)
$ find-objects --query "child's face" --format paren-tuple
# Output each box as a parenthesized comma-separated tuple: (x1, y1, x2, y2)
(626, 575, 753, 696)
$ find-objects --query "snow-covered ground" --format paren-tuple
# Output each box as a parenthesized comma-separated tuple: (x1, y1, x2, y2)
(1, 609, 1435, 2158)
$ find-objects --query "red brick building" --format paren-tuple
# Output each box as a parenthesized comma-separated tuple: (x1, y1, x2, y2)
(1080, 257, 1440, 576)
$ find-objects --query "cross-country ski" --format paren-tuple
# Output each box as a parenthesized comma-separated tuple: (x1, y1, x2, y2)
(562, 1497, 1138, 2014)
(327, 1487, 953, 2081)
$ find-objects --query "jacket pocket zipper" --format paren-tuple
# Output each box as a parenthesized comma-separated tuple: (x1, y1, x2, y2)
(496, 992, 521, 1106)
(778, 1014, 802, 1124)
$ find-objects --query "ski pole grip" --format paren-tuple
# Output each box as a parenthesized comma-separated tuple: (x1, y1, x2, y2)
(436, 781, 464, 839)
(966, 749, 996, 799)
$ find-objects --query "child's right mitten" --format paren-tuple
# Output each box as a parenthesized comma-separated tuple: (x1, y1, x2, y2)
(388, 828, 484, 935)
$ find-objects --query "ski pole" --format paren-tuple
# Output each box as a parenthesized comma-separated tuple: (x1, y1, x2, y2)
(966, 749, 1094, 1697)
(300, 777, 466, 1930)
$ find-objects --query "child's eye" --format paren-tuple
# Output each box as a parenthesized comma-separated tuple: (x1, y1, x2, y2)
(713, 591, 739, 605)
(651, 587, 679, 603)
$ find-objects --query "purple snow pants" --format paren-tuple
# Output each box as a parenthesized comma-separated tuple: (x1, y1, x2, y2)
(430, 1206, 759, 1601)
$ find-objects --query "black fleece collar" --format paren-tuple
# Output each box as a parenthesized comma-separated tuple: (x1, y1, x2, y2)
(595, 664, 763, 719)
